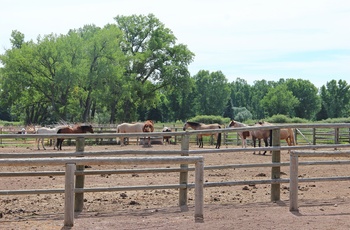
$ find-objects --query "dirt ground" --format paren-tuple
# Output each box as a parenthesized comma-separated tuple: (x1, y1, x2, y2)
(1, 142, 350, 229)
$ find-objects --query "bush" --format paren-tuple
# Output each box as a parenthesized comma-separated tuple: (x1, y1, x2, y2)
(187, 115, 230, 125)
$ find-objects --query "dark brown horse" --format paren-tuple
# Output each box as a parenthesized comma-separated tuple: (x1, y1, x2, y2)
(183, 121, 221, 149)
(56, 124, 94, 150)
(142, 120, 154, 147)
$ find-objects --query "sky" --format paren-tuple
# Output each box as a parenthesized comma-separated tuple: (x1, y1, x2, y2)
(1, 0, 350, 88)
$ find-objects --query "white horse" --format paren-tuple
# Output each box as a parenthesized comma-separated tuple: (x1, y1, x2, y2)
(116, 122, 144, 146)
(228, 120, 251, 148)
(36, 126, 62, 150)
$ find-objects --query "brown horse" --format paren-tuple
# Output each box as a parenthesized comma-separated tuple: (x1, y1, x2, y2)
(228, 120, 251, 148)
(116, 122, 144, 146)
(183, 121, 221, 149)
(260, 121, 295, 146)
(56, 124, 94, 150)
(251, 122, 271, 155)
(162, 127, 172, 144)
(143, 120, 154, 147)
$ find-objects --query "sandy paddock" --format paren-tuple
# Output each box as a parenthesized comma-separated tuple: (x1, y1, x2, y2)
(1, 143, 350, 229)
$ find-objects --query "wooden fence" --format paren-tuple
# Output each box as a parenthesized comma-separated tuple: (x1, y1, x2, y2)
(1, 123, 350, 226)
(0, 155, 204, 226)
(289, 150, 350, 212)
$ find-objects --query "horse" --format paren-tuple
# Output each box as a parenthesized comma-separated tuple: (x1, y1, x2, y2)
(56, 124, 94, 150)
(183, 121, 221, 149)
(251, 122, 271, 155)
(260, 121, 295, 146)
(36, 126, 67, 150)
(162, 127, 172, 144)
(142, 120, 154, 147)
(228, 120, 251, 148)
(116, 122, 144, 146)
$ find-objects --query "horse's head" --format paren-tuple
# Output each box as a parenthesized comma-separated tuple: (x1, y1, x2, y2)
(82, 125, 94, 133)
(183, 122, 188, 131)
(143, 120, 154, 132)
(228, 120, 236, 127)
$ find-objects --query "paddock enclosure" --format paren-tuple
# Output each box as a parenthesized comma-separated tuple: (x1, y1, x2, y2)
(1, 123, 350, 228)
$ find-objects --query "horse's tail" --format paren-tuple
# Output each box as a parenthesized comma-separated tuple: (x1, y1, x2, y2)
(216, 125, 222, 149)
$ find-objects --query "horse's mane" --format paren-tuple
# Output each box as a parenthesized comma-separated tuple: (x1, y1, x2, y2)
(186, 121, 202, 126)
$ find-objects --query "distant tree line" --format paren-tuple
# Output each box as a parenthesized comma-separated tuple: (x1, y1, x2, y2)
(0, 14, 349, 125)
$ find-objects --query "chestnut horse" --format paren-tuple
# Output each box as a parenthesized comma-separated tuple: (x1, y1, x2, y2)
(228, 120, 251, 148)
(116, 122, 144, 146)
(56, 124, 94, 150)
(142, 120, 154, 147)
(183, 121, 221, 149)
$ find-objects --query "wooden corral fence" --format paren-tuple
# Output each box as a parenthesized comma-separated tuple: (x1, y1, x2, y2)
(289, 150, 350, 212)
(1, 123, 350, 226)
(0, 154, 204, 226)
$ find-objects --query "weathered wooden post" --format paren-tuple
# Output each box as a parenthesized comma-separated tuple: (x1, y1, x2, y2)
(335, 128, 339, 150)
(271, 128, 281, 201)
(74, 137, 85, 212)
(289, 152, 299, 211)
(179, 133, 190, 211)
(194, 160, 204, 223)
(64, 163, 76, 227)
(312, 128, 316, 145)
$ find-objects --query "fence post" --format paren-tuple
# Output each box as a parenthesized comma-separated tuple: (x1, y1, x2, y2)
(289, 152, 299, 211)
(335, 128, 339, 150)
(194, 160, 204, 223)
(74, 137, 85, 212)
(64, 163, 76, 227)
(312, 128, 316, 145)
(271, 128, 280, 201)
(179, 133, 189, 211)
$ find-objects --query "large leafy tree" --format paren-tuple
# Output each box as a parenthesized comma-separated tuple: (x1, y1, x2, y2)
(260, 84, 299, 117)
(114, 14, 194, 121)
(284, 79, 321, 120)
(250, 80, 274, 119)
(193, 70, 230, 116)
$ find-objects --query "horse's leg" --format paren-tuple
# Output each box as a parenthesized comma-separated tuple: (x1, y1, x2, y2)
(253, 137, 256, 154)
(199, 136, 203, 148)
(263, 138, 268, 155)
(37, 138, 40, 150)
(216, 133, 221, 149)
(41, 138, 46, 150)
(258, 139, 262, 154)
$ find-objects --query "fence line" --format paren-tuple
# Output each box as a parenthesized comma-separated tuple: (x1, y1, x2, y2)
(0, 156, 204, 226)
(1, 123, 350, 225)
(289, 150, 350, 212)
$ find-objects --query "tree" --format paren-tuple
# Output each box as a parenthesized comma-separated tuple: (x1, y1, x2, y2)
(284, 79, 321, 120)
(114, 14, 194, 121)
(193, 70, 230, 116)
(260, 84, 299, 117)
(250, 80, 274, 119)
(319, 80, 350, 118)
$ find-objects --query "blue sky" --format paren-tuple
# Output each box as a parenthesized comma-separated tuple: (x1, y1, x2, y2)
(1, 0, 350, 88)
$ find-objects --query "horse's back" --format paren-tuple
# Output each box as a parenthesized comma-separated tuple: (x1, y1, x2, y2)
(117, 122, 144, 133)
